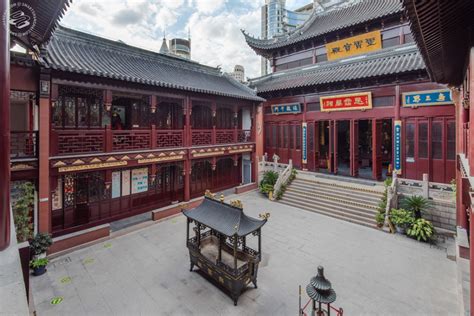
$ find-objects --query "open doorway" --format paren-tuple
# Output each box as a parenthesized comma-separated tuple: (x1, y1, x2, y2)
(317, 121, 331, 173)
(358, 120, 372, 179)
(337, 120, 350, 175)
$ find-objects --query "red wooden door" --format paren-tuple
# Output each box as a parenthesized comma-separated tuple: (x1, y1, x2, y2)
(445, 120, 456, 183)
(417, 120, 430, 180)
(431, 120, 444, 183)
(404, 120, 417, 180)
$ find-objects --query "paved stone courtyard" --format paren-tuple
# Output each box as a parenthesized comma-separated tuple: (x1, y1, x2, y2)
(31, 191, 459, 316)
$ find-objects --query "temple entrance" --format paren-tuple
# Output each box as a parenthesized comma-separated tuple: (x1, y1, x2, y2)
(337, 120, 350, 175)
(358, 120, 372, 179)
(317, 121, 331, 173)
(380, 119, 393, 179)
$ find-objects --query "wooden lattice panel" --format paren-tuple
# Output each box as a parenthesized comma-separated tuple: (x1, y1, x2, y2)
(57, 130, 104, 155)
(10, 131, 38, 158)
(216, 130, 234, 144)
(191, 130, 212, 146)
(237, 130, 252, 143)
(156, 130, 184, 148)
(112, 131, 151, 151)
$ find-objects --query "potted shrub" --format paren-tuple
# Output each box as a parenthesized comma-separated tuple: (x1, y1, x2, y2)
(375, 212, 385, 228)
(259, 170, 278, 197)
(30, 258, 49, 276)
(401, 195, 431, 219)
(390, 209, 414, 234)
(407, 218, 435, 242)
(29, 233, 53, 259)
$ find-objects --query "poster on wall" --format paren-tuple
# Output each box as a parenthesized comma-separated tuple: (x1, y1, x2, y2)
(122, 169, 131, 196)
(394, 120, 402, 175)
(132, 168, 148, 194)
(111, 171, 121, 198)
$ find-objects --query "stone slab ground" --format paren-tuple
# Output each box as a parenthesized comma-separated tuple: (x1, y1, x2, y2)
(31, 191, 459, 316)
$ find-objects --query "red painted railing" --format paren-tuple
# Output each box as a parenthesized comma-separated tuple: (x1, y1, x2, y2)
(237, 129, 252, 143)
(215, 129, 235, 144)
(53, 129, 105, 155)
(112, 130, 151, 151)
(191, 129, 212, 146)
(11, 131, 38, 159)
(156, 130, 184, 148)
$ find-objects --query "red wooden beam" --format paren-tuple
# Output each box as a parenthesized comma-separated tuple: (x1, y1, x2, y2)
(0, 0, 10, 251)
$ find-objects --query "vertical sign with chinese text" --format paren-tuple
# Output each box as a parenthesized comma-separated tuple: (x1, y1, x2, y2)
(302, 122, 307, 164)
(394, 120, 402, 175)
(326, 30, 382, 61)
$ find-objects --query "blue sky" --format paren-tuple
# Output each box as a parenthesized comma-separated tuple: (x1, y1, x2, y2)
(61, 0, 311, 78)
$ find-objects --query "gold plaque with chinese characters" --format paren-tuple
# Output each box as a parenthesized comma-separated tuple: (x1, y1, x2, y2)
(326, 30, 382, 61)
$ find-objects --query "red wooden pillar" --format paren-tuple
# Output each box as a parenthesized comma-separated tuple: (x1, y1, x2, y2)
(314, 121, 320, 172)
(333, 120, 338, 174)
(184, 97, 191, 147)
(211, 102, 216, 145)
(38, 72, 52, 234)
(184, 158, 190, 201)
(372, 119, 382, 180)
(350, 120, 359, 177)
(0, 0, 10, 250)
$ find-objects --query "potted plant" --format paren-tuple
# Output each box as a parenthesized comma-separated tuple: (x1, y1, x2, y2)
(401, 195, 431, 219)
(30, 258, 49, 276)
(390, 209, 414, 234)
(29, 232, 53, 258)
(259, 170, 278, 197)
(375, 212, 385, 228)
(407, 218, 435, 242)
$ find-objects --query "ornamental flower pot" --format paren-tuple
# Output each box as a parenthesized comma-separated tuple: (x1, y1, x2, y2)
(32, 265, 47, 276)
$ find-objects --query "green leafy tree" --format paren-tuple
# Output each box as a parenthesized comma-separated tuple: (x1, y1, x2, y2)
(12, 182, 35, 242)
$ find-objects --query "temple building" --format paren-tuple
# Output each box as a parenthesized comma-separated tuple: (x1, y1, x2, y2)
(10, 26, 262, 237)
(244, 0, 455, 183)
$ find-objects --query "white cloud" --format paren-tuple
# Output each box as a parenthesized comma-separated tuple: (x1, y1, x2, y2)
(194, 0, 226, 15)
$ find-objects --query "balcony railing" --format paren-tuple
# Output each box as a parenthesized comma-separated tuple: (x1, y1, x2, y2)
(52, 129, 105, 155)
(112, 130, 151, 152)
(156, 130, 184, 148)
(11, 131, 38, 159)
(51, 128, 253, 156)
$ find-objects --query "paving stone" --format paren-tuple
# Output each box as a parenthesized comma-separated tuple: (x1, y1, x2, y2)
(31, 191, 459, 315)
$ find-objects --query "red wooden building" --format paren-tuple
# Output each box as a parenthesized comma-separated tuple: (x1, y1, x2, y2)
(10, 26, 262, 237)
(402, 0, 474, 313)
(244, 0, 455, 183)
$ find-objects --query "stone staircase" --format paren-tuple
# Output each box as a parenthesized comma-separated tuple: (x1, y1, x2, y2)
(279, 177, 385, 228)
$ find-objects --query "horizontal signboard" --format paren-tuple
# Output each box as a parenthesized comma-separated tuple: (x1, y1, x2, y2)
(320, 92, 372, 112)
(402, 89, 452, 107)
(326, 30, 382, 61)
(271, 103, 301, 115)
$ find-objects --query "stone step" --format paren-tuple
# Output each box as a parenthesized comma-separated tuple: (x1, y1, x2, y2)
(281, 193, 377, 219)
(293, 178, 384, 197)
(287, 183, 381, 206)
(279, 199, 377, 229)
(284, 188, 379, 211)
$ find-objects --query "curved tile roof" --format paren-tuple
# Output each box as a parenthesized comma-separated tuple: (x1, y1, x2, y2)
(183, 197, 266, 237)
(249, 44, 424, 93)
(40, 26, 264, 102)
(243, 0, 402, 52)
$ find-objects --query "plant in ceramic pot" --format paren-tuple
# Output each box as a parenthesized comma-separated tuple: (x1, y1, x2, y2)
(375, 212, 385, 228)
(259, 170, 278, 197)
(29, 233, 53, 258)
(389, 209, 414, 234)
(401, 195, 431, 219)
(30, 258, 49, 276)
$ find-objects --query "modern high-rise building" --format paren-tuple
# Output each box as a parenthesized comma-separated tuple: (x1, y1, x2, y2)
(170, 38, 191, 60)
(228, 65, 246, 83)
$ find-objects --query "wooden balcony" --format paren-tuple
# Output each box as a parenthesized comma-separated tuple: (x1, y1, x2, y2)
(51, 128, 253, 156)
(11, 131, 38, 159)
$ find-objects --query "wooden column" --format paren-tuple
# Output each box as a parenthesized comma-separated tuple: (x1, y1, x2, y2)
(332, 120, 338, 174)
(0, 0, 10, 250)
(372, 119, 382, 180)
(185, 97, 191, 147)
(211, 102, 216, 145)
(184, 158, 191, 201)
(38, 73, 52, 234)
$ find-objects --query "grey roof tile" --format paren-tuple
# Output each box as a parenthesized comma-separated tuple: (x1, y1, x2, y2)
(249, 44, 425, 93)
(41, 26, 264, 102)
(243, 0, 402, 51)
